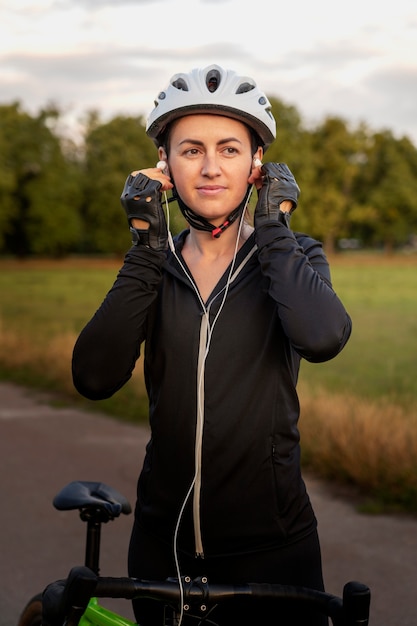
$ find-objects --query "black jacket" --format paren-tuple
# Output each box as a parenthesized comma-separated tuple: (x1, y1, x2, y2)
(72, 222, 352, 557)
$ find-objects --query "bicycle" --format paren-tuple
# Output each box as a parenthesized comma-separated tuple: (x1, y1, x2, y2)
(17, 480, 371, 626)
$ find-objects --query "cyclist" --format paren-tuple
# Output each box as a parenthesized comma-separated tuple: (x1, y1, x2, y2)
(72, 64, 352, 626)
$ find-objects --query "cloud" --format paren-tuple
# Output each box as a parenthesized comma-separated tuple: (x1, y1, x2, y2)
(364, 65, 417, 135)
(0, 42, 251, 113)
(1, 0, 417, 144)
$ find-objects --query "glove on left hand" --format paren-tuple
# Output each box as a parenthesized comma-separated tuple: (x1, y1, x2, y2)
(254, 163, 300, 229)
(120, 172, 168, 251)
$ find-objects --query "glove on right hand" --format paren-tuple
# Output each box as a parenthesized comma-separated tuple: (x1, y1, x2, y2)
(120, 172, 168, 251)
(254, 163, 300, 229)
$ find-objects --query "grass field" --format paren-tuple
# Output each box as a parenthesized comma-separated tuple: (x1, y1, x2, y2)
(1, 252, 417, 513)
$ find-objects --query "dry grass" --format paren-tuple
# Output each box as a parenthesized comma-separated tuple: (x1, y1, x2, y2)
(0, 324, 148, 416)
(0, 325, 76, 395)
(299, 385, 417, 510)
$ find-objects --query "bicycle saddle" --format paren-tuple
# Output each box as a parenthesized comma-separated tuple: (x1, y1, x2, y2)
(53, 481, 132, 517)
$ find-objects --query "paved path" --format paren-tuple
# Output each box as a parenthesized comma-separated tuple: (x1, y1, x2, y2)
(1, 381, 416, 625)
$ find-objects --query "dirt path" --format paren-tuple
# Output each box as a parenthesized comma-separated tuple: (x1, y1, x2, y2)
(1, 381, 416, 625)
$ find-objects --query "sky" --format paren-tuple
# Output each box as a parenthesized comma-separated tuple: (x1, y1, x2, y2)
(1, 0, 417, 146)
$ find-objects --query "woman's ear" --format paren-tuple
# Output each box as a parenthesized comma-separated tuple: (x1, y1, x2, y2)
(157, 148, 170, 175)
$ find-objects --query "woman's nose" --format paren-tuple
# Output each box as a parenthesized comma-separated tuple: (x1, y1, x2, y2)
(201, 154, 221, 177)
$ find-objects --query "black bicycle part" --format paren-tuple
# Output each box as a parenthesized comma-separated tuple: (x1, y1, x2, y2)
(47, 566, 370, 626)
(53, 481, 132, 574)
(38, 482, 371, 626)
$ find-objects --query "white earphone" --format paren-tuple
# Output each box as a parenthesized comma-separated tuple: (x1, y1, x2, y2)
(253, 158, 262, 167)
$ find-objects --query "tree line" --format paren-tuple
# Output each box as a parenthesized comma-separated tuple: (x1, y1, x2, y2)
(1, 98, 417, 257)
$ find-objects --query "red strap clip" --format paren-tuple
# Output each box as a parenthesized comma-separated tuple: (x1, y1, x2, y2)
(211, 221, 230, 238)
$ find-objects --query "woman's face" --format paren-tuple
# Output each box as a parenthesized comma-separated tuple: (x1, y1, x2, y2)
(162, 114, 261, 224)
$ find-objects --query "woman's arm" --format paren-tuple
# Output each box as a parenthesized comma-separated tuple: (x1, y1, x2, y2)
(72, 246, 165, 400)
(253, 163, 351, 362)
(256, 224, 352, 362)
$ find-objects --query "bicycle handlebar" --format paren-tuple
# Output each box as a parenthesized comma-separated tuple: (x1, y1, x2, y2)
(96, 577, 370, 624)
(42, 566, 371, 626)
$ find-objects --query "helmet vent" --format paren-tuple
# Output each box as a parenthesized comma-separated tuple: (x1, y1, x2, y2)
(172, 77, 189, 91)
(206, 69, 221, 93)
(236, 82, 255, 94)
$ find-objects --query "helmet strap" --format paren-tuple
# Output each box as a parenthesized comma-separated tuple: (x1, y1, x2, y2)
(173, 185, 253, 239)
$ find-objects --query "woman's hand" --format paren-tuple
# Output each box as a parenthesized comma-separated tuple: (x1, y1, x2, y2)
(130, 167, 173, 193)
(120, 170, 172, 250)
(253, 163, 300, 230)
(125, 167, 173, 232)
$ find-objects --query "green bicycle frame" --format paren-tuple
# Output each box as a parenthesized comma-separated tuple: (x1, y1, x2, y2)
(80, 597, 136, 626)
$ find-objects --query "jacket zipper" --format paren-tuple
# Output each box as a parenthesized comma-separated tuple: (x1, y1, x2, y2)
(191, 244, 258, 557)
(193, 311, 210, 557)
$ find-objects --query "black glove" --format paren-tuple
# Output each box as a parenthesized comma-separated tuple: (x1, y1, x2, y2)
(254, 163, 300, 230)
(120, 172, 168, 251)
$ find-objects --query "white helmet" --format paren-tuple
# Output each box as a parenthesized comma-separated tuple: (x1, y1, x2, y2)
(146, 64, 276, 150)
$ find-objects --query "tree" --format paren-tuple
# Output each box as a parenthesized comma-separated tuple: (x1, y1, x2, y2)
(81, 114, 160, 253)
(0, 105, 18, 251)
(306, 117, 363, 252)
(0, 102, 83, 256)
(2, 98, 417, 257)
(259, 97, 315, 234)
(352, 131, 417, 252)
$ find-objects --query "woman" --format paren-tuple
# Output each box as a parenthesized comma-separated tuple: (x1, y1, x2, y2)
(72, 64, 352, 625)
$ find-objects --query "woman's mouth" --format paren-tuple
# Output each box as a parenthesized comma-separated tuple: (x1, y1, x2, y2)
(197, 185, 226, 196)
